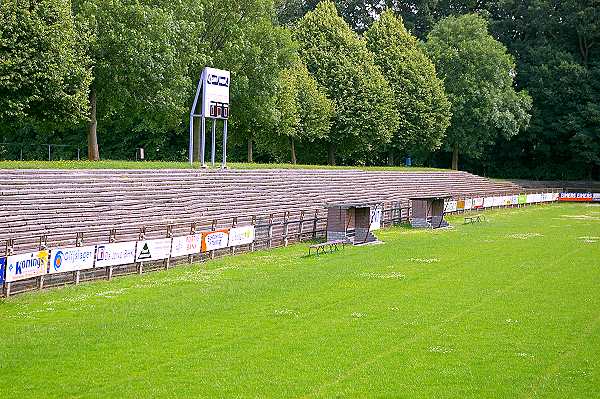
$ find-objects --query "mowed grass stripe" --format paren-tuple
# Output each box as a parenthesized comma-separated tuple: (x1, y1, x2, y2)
(0, 204, 598, 398)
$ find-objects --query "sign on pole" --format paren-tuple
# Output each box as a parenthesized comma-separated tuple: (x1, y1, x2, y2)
(95, 242, 137, 268)
(202, 230, 229, 252)
(49, 246, 96, 274)
(0, 257, 5, 284)
(228, 226, 255, 247)
(369, 208, 382, 231)
(5, 251, 49, 282)
(136, 238, 172, 262)
(171, 234, 202, 257)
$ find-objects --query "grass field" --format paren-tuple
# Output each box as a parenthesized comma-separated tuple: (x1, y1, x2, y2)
(1, 203, 599, 398)
(0, 160, 444, 172)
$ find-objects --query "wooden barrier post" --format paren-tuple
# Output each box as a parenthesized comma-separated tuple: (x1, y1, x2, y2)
(210, 219, 216, 260)
(283, 212, 290, 247)
(4, 239, 14, 297)
(298, 211, 305, 242)
(107, 229, 116, 280)
(165, 225, 173, 270)
(189, 223, 197, 264)
(138, 227, 145, 275)
(251, 216, 256, 252)
(312, 210, 318, 239)
(74, 232, 84, 285)
(38, 235, 47, 290)
(230, 217, 238, 255)
(267, 214, 274, 249)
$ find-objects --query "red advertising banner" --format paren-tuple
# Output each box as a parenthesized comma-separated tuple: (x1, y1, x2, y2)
(559, 192, 593, 202)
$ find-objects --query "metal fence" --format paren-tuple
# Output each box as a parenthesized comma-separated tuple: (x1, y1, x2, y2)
(0, 142, 83, 161)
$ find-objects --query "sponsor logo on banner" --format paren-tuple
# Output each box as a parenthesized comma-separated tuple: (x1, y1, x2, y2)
(511, 195, 519, 205)
(456, 200, 465, 210)
(473, 198, 484, 209)
(96, 242, 137, 268)
(518, 194, 527, 204)
(228, 226, 255, 246)
(464, 199, 473, 210)
(542, 193, 554, 202)
(370, 208, 382, 231)
(0, 257, 5, 284)
(171, 235, 202, 257)
(202, 230, 229, 252)
(492, 196, 503, 207)
(483, 197, 494, 208)
(560, 192, 593, 202)
(552, 193, 560, 201)
(526, 194, 537, 203)
(503, 196, 513, 206)
(594, 193, 600, 202)
(49, 246, 96, 274)
(444, 200, 457, 213)
(136, 238, 172, 261)
(5, 251, 49, 282)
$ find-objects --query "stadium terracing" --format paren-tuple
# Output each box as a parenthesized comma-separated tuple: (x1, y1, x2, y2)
(0, 168, 527, 253)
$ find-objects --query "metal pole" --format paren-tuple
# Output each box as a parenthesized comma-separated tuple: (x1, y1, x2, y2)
(200, 116, 206, 168)
(48, 144, 51, 161)
(211, 119, 216, 167)
(20, 147, 23, 161)
(188, 115, 193, 165)
(222, 119, 228, 169)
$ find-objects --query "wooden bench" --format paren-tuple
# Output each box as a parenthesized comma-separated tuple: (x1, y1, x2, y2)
(464, 215, 486, 224)
(308, 240, 347, 256)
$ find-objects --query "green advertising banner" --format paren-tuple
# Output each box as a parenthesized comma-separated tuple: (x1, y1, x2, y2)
(518, 194, 527, 204)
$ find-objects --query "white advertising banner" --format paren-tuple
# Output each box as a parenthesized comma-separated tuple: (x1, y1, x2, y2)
(542, 193, 554, 202)
(171, 235, 202, 257)
(492, 196, 503, 207)
(369, 208, 382, 231)
(95, 242, 137, 268)
(136, 238, 172, 262)
(444, 200, 457, 213)
(464, 198, 473, 210)
(502, 196, 513, 206)
(49, 246, 96, 274)
(5, 251, 49, 282)
(473, 198, 484, 209)
(228, 226, 256, 246)
(527, 194, 541, 203)
(552, 192, 560, 201)
(483, 197, 494, 208)
(202, 230, 229, 252)
(202, 67, 230, 119)
(511, 195, 519, 205)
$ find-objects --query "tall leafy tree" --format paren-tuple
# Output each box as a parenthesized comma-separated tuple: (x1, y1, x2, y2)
(294, 1, 398, 165)
(425, 14, 532, 170)
(365, 11, 451, 164)
(0, 0, 91, 136)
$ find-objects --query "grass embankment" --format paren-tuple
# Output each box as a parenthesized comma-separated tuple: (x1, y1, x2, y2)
(1, 204, 599, 398)
(0, 160, 445, 172)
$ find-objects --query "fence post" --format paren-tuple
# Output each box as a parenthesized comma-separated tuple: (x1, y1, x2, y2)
(38, 235, 47, 290)
(283, 212, 290, 247)
(138, 227, 145, 275)
(4, 239, 14, 298)
(165, 225, 173, 270)
(74, 232, 83, 285)
(107, 229, 116, 280)
(251, 216, 256, 252)
(312, 210, 318, 239)
(230, 217, 238, 255)
(210, 219, 216, 260)
(298, 211, 305, 242)
(268, 214, 274, 249)
(189, 223, 197, 264)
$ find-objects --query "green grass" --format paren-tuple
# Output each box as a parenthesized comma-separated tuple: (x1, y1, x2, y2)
(1, 203, 599, 398)
(0, 159, 445, 172)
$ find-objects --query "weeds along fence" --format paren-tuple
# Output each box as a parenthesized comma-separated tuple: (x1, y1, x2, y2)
(1, 189, 563, 298)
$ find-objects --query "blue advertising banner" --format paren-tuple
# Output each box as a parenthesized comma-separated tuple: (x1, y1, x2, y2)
(0, 257, 5, 284)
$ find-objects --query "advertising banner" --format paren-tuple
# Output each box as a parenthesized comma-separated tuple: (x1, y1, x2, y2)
(594, 193, 600, 202)
(560, 192, 593, 202)
(518, 194, 527, 204)
(228, 226, 256, 246)
(503, 196, 513, 206)
(136, 238, 172, 262)
(5, 250, 49, 282)
(511, 195, 519, 205)
(473, 198, 484, 209)
(202, 230, 230, 252)
(444, 200, 457, 213)
(49, 245, 96, 274)
(464, 199, 473, 210)
(542, 193, 554, 202)
(456, 200, 465, 211)
(369, 208, 382, 231)
(552, 193, 560, 201)
(526, 194, 538, 203)
(95, 242, 137, 268)
(171, 235, 202, 257)
(492, 196, 503, 207)
(483, 197, 494, 208)
(0, 257, 5, 284)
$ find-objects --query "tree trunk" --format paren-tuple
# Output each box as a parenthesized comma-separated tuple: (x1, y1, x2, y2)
(87, 88, 99, 161)
(247, 138, 253, 163)
(290, 137, 297, 164)
(328, 143, 336, 166)
(387, 149, 394, 166)
(451, 145, 459, 170)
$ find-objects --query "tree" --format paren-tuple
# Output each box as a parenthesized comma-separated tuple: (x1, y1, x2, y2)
(294, 1, 398, 165)
(266, 61, 334, 163)
(75, 0, 195, 160)
(365, 11, 451, 164)
(425, 14, 532, 170)
(0, 0, 91, 136)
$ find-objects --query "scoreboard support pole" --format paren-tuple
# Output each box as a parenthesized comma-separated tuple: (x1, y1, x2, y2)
(200, 116, 207, 168)
(222, 119, 228, 169)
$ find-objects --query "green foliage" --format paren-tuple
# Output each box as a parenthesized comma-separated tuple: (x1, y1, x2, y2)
(2, 204, 600, 396)
(425, 14, 532, 168)
(365, 11, 451, 159)
(294, 1, 399, 164)
(0, 0, 91, 134)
